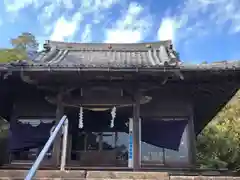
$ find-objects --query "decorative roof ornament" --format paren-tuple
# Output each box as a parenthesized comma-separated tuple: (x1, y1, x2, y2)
(27, 50, 38, 61)
(110, 106, 116, 128)
(43, 41, 51, 52)
(108, 44, 112, 49)
(79, 106, 84, 129)
(145, 44, 152, 48)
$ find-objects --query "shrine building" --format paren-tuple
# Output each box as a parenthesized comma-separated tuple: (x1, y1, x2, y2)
(0, 40, 239, 170)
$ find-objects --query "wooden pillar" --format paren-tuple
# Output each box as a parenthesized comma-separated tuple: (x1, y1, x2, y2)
(132, 91, 141, 171)
(188, 106, 196, 166)
(84, 133, 88, 152)
(99, 133, 103, 151)
(52, 91, 64, 166)
(9, 104, 17, 163)
(114, 132, 118, 148)
(67, 134, 72, 163)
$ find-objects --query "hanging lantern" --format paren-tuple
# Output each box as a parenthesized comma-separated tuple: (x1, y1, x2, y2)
(79, 106, 84, 129)
(110, 106, 116, 128)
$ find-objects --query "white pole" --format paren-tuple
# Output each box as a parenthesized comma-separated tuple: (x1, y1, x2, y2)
(60, 119, 68, 171)
(139, 118, 141, 165)
(128, 118, 141, 168)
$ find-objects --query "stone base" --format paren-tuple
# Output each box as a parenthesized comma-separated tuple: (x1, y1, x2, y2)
(86, 171, 169, 179)
(0, 170, 239, 180)
(170, 176, 240, 180)
(0, 170, 86, 179)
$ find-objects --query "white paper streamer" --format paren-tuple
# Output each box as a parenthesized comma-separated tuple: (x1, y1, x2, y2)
(110, 106, 116, 128)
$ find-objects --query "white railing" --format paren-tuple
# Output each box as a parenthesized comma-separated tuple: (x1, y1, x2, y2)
(25, 115, 68, 180)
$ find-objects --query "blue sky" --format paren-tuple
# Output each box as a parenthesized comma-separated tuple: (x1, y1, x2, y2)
(0, 0, 240, 63)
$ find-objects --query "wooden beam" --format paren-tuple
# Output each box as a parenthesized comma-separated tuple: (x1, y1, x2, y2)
(45, 94, 152, 107)
(47, 95, 134, 106)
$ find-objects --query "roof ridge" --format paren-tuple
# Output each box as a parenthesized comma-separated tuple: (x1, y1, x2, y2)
(43, 40, 173, 51)
(46, 40, 172, 45)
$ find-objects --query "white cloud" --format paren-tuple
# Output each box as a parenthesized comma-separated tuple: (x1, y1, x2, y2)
(4, 0, 73, 12)
(37, 0, 121, 41)
(62, 0, 74, 9)
(4, 0, 239, 50)
(36, 36, 49, 50)
(4, 0, 37, 12)
(4, 0, 150, 44)
(104, 2, 152, 43)
(80, 0, 120, 13)
(39, 3, 56, 22)
(4, 0, 74, 23)
(36, 0, 118, 25)
(46, 0, 121, 42)
(50, 12, 83, 41)
(76, 0, 121, 26)
(159, 0, 240, 45)
(157, 17, 176, 42)
(105, 30, 142, 43)
(81, 24, 92, 42)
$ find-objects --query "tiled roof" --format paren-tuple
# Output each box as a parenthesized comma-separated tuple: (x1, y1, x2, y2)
(36, 40, 179, 68)
(1, 40, 240, 72)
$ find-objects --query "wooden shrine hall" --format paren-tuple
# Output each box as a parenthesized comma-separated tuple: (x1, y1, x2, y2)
(0, 40, 240, 170)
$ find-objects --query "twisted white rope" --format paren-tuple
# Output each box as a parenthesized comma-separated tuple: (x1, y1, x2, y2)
(79, 106, 83, 128)
(110, 106, 116, 128)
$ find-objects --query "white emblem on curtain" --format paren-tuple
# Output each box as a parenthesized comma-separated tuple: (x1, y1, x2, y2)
(18, 119, 54, 127)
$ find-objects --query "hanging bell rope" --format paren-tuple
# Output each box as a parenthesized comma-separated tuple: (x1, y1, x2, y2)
(110, 106, 116, 128)
(79, 106, 84, 129)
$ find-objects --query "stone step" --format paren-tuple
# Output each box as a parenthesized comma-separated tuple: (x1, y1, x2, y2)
(0, 170, 85, 180)
(0, 170, 169, 180)
(86, 171, 169, 179)
(0, 170, 239, 180)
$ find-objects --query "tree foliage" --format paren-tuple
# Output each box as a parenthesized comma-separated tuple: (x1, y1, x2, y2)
(11, 32, 38, 51)
(197, 90, 240, 171)
(0, 32, 38, 63)
(0, 49, 26, 63)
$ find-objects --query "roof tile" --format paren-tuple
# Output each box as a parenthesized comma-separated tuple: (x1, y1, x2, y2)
(39, 41, 179, 68)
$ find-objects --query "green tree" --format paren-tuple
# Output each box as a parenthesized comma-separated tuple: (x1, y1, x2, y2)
(0, 32, 38, 63)
(11, 32, 38, 52)
(0, 49, 26, 63)
(197, 91, 240, 171)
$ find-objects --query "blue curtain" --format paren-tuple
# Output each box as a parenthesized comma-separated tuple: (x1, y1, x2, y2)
(9, 120, 54, 152)
(9, 109, 187, 152)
